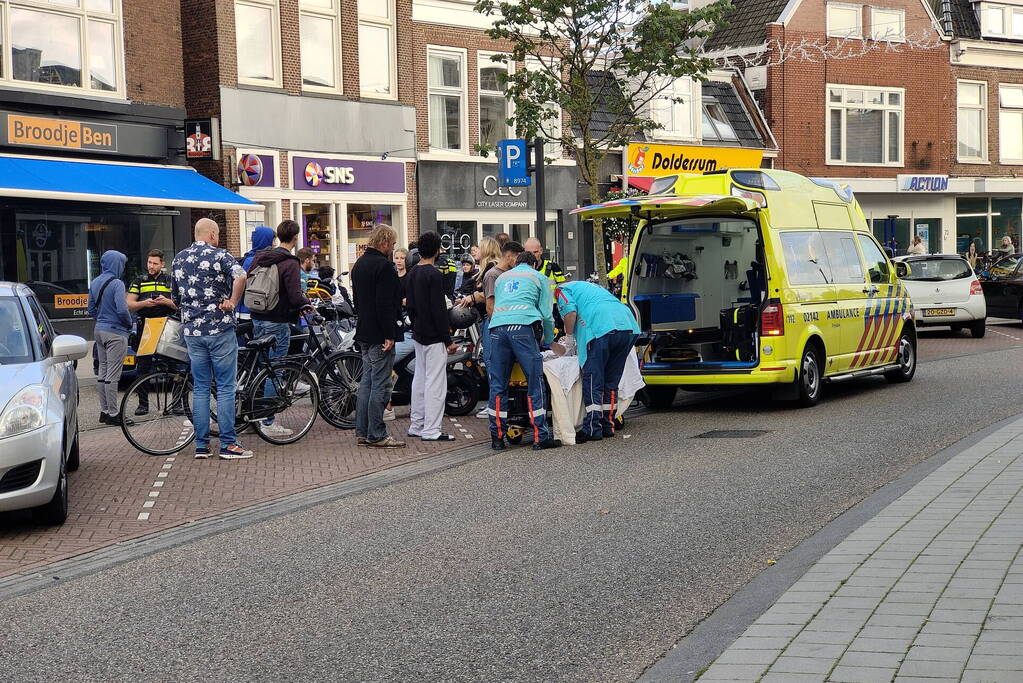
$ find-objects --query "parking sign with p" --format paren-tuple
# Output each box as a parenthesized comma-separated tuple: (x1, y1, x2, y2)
(497, 139, 531, 188)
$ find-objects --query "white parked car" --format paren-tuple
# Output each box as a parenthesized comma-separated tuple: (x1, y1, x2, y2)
(0, 283, 88, 525)
(894, 255, 987, 338)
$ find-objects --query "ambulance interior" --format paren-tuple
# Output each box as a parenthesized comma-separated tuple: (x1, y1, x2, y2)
(629, 216, 764, 368)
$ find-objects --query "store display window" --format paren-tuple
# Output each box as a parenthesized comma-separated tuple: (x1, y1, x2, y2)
(347, 204, 394, 260)
(303, 203, 334, 268)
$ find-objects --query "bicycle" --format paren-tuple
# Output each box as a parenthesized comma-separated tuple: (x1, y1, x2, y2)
(119, 330, 320, 455)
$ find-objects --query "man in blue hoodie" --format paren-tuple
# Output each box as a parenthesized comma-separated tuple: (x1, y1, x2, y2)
(87, 250, 133, 426)
(238, 226, 276, 319)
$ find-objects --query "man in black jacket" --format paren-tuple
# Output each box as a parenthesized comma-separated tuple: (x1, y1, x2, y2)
(351, 224, 405, 448)
(406, 232, 458, 441)
(247, 220, 311, 438)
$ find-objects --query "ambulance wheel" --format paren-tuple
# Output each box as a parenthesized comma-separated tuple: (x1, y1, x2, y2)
(885, 331, 917, 384)
(643, 386, 677, 410)
(796, 345, 822, 408)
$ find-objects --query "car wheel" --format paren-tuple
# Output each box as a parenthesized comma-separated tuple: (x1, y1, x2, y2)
(67, 425, 80, 472)
(796, 345, 822, 408)
(970, 318, 987, 339)
(642, 385, 677, 410)
(34, 453, 69, 526)
(949, 324, 964, 334)
(884, 330, 917, 384)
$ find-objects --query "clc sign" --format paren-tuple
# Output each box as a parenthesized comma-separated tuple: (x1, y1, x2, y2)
(477, 174, 527, 208)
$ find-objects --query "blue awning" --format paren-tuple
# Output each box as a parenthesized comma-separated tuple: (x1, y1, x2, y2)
(0, 154, 261, 211)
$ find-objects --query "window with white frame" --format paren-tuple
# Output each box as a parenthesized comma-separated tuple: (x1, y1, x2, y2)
(428, 47, 466, 151)
(300, 0, 340, 90)
(5, 0, 123, 96)
(999, 85, 1023, 163)
(701, 99, 738, 141)
(359, 0, 396, 98)
(827, 85, 903, 165)
(651, 77, 696, 139)
(981, 3, 1023, 37)
(870, 7, 905, 41)
(479, 52, 512, 148)
(958, 81, 987, 161)
(827, 3, 862, 38)
(236, 0, 281, 85)
(526, 56, 562, 159)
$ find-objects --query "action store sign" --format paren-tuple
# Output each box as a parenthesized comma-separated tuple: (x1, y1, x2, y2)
(291, 156, 405, 194)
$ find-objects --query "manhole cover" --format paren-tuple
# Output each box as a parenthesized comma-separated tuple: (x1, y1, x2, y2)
(694, 430, 771, 439)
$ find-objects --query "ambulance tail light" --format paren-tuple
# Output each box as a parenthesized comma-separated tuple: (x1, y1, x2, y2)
(761, 301, 785, 337)
(970, 280, 983, 296)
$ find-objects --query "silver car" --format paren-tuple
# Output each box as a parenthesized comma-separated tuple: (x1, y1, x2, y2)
(0, 283, 88, 525)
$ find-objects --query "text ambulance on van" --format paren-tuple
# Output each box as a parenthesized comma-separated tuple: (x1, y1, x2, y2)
(571, 169, 916, 408)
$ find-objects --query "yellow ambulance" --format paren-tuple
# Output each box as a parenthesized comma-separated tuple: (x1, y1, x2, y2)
(572, 169, 916, 408)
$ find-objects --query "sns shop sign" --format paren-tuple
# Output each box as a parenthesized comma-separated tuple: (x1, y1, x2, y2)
(291, 156, 405, 194)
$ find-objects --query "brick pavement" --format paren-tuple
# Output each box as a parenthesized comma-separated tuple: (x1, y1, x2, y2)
(700, 417, 1023, 682)
(0, 408, 491, 578)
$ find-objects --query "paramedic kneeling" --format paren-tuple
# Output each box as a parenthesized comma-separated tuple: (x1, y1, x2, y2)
(488, 251, 561, 452)
(555, 281, 640, 443)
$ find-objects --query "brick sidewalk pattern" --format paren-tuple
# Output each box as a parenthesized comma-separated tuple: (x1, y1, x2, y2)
(0, 409, 491, 578)
(701, 420, 1023, 682)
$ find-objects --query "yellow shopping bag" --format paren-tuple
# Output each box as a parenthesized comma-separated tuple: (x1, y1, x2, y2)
(136, 317, 168, 356)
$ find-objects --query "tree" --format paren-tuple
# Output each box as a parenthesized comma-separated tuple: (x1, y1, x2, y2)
(474, 0, 732, 283)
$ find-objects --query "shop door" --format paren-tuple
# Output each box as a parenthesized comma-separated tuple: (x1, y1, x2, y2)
(297, 203, 335, 273)
(871, 218, 911, 255)
(913, 218, 941, 254)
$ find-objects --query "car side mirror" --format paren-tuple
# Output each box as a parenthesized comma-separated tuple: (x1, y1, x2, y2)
(51, 334, 88, 362)
(895, 262, 910, 278)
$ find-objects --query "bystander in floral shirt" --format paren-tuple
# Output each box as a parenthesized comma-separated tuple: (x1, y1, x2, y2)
(170, 241, 245, 337)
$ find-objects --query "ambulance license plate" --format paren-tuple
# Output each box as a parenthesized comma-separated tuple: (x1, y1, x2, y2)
(924, 308, 955, 317)
(124, 355, 135, 365)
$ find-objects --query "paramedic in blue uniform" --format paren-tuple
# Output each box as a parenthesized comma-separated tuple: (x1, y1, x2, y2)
(555, 280, 640, 443)
(487, 251, 561, 452)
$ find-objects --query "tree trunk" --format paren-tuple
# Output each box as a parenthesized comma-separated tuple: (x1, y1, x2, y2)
(587, 162, 609, 287)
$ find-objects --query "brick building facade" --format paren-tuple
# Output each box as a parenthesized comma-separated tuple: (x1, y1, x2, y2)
(705, 0, 1023, 257)
(181, 0, 418, 272)
(0, 0, 198, 330)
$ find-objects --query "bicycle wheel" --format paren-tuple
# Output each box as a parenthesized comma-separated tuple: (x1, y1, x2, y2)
(316, 351, 361, 429)
(120, 371, 194, 455)
(249, 363, 320, 445)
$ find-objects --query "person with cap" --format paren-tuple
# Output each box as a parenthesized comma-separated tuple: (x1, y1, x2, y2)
(487, 251, 561, 452)
(555, 280, 640, 443)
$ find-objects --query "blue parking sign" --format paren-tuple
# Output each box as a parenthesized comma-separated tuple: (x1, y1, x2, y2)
(497, 139, 531, 188)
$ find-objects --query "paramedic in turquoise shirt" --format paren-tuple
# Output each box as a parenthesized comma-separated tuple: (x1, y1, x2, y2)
(555, 280, 640, 443)
(487, 251, 560, 452)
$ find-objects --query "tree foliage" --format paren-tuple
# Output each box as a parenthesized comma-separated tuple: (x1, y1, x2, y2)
(474, 0, 732, 281)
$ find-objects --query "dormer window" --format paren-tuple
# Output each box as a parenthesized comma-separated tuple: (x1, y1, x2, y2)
(981, 2, 1023, 39)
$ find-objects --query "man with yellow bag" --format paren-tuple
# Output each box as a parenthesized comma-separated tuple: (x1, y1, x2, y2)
(127, 249, 177, 415)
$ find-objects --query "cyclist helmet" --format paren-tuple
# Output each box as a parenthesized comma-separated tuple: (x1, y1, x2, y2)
(448, 305, 480, 330)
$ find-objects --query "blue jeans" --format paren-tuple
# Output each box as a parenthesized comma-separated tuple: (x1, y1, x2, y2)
(253, 320, 291, 424)
(394, 331, 415, 372)
(356, 342, 395, 443)
(185, 331, 239, 449)
(487, 324, 550, 443)
(581, 330, 637, 437)
(480, 316, 491, 367)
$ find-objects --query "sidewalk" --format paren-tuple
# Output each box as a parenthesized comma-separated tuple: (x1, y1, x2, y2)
(700, 418, 1023, 683)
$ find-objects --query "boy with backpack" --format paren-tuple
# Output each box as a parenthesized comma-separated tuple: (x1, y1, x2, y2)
(245, 220, 311, 438)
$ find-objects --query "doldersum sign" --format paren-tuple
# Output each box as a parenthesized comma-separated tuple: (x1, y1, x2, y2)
(291, 156, 406, 193)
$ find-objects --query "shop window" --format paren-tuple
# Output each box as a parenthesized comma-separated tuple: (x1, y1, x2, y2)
(360, 0, 396, 98)
(992, 198, 1021, 252)
(0, 209, 174, 320)
(428, 48, 466, 151)
(999, 85, 1023, 163)
(826, 3, 862, 38)
(827, 85, 903, 166)
(437, 221, 476, 257)
(302, 203, 334, 269)
(479, 52, 512, 149)
(701, 100, 738, 142)
(348, 204, 394, 262)
(957, 81, 987, 161)
(956, 197, 990, 254)
(241, 201, 279, 255)
(236, 0, 281, 86)
(300, 0, 340, 91)
(912, 218, 942, 255)
(651, 77, 696, 140)
(870, 7, 905, 42)
(8, 0, 123, 96)
(870, 217, 910, 254)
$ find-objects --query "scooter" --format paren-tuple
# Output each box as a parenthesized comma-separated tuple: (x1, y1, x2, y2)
(387, 334, 480, 416)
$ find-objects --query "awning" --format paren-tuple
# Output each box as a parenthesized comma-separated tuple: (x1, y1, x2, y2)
(626, 176, 655, 193)
(0, 154, 261, 211)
